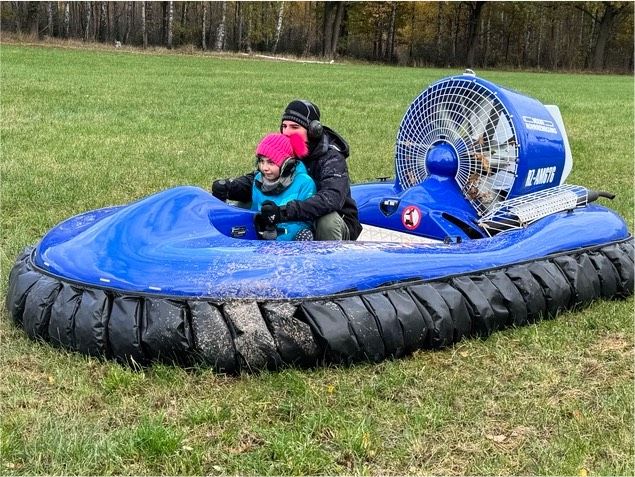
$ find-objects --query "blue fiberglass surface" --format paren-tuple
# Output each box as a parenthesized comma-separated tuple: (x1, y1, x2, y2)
(489, 78, 568, 198)
(353, 177, 483, 240)
(33, 186, 630, 300)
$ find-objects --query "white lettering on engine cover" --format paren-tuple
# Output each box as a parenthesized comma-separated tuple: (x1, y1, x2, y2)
(525, 166, 557, 187)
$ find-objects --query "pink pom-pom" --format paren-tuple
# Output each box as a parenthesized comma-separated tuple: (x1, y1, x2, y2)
(288, 133, 309, 158)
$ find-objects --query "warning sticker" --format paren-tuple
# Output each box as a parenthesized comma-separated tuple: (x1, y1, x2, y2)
(402, 205, 422, 230)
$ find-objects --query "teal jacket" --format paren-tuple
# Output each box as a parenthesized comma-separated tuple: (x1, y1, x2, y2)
(251, 162, 317, 241)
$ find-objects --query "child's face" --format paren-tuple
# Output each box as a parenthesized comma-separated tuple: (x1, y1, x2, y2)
(258, 156, 281, 181)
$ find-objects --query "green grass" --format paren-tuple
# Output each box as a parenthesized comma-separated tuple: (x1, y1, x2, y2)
(1, 43, 633, 475)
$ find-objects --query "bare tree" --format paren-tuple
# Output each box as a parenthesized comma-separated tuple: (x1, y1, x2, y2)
(386, 2, 397, 61)
(406, 3, 416, 64)
(113, 1, 120, 41)
(436, 2, 444, 62)
(536, 10, 544, 67)
(234, 2, 252, 53)
(109, 2, 114, 41)
(303, 1, 316, 56)
(590, 2, 629, 70)
(123, 1, 132, 44)
(91, 2, 97, 40)
(372, 9, 383, 60)
(272, 2, 285, 54)
(451, 3, 462, 63)
(481, 9, 492, 66)
(63, 2, 70, 38)
(333, 3, 346, 56)
(98, 1, 107, 42)
(142, 1, 147, 48)
(322, 2, 336, 57)
(201, 2, 207, 50)
(215, 1, 227, 51)
(180, 2, 188, 28)
(83, 1, 91, 41)
(26, 1, 39, 38)
(465, 1, 485, 66)
(572, 1, 627, 70)
(46, 2, 53, 37)
(12, 1, 22, 33)
(323, 1, 346, 59)
(166, 0, 174, 49)
(234, 2, 241, 51)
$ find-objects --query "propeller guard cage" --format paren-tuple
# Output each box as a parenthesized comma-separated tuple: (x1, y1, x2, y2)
(395, 73, 573, 217)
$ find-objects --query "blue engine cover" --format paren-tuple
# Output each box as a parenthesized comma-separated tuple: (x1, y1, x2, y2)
(394, 73, 570, 228)
(352, 179, 484, 241)
(488, 77, 568, 197)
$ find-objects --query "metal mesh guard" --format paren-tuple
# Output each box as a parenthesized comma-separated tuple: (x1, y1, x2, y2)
(395, 76, 519, 215)
(478, 184, 588, 236)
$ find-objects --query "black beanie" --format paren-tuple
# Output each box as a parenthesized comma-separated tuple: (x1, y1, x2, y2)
(281, 100, 321, 129)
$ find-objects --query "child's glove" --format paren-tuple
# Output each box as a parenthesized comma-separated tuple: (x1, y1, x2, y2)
(257, 201, 286, 226)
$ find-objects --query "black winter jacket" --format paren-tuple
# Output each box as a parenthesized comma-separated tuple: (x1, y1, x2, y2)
(224, 127, 362, 240)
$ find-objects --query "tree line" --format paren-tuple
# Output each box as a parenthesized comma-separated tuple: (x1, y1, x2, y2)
(2, 1, 633, 72)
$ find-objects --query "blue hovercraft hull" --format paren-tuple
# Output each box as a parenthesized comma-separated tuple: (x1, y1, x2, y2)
(6, 185, 634, 372)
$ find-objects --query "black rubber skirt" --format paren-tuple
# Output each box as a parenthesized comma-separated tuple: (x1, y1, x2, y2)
(6, 238, 634, 373)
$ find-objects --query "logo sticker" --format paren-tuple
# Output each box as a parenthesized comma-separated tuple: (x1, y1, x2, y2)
(402, 205, 422, 230)
(522, 116, 558, 134)
(380, 198, 400, 216)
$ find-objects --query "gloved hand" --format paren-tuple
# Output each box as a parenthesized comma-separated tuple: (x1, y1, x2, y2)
(255, 201, 285, 229)
(211, 179, 229, 201)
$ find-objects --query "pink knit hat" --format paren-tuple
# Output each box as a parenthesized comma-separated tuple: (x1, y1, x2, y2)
(255, 133, 308, 167)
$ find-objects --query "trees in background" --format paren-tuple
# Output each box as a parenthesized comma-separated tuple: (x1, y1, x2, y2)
(322, 1, 345, 59)
(1, 1, 632, 72)
(575, 1, 632, 70)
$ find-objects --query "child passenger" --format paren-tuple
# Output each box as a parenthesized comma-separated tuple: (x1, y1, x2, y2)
(252, 133, 316, 241)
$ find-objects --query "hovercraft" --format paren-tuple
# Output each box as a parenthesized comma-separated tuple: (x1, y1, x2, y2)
(7, 72, 633, 372)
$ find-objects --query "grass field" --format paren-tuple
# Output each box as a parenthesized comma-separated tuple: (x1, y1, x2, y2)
(1, 43, 633, 475)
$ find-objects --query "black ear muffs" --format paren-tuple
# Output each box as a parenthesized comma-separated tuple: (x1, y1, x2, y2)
(301, 100, 323, 140)
(307, 119, 323, 140)
(279, 158, 297, 179)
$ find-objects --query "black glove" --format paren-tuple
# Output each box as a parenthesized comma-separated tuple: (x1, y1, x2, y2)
(211, 179, 229, 201)
(255, 201, 285, 229)
(258, 225, 278, 241)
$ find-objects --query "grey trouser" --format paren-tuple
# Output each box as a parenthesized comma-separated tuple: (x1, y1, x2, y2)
(315, 212, 350, 241)
(236, 201, 349, 241)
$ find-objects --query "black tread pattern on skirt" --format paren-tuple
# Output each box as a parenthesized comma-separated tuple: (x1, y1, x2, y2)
(5, 238, 634, 373)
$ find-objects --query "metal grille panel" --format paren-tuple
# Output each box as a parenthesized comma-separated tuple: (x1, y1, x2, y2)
(478, 184, 589, 236)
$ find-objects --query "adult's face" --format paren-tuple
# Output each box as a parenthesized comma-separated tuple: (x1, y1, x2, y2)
(281, 120, 308, 144)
